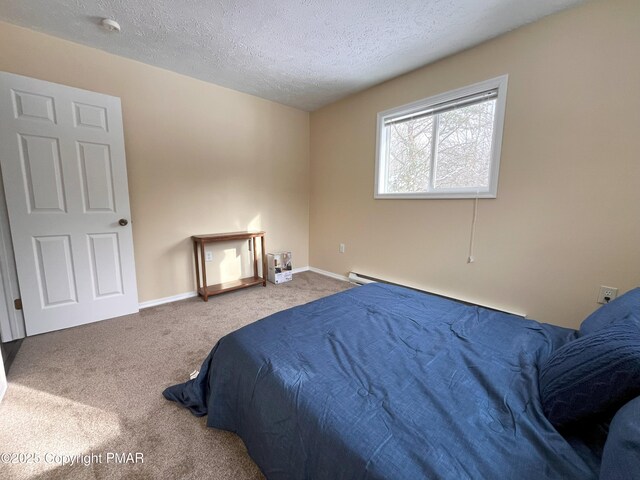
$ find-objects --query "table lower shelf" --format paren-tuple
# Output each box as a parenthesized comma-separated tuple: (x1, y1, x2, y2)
(198, 275, 266, 299)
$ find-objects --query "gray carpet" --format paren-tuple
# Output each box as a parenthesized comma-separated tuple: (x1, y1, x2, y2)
(0, 271, 352, 479)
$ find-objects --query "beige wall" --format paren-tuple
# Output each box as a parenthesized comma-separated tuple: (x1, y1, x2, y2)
(310, 0, 640, 328)
(0, 21, 310, 303)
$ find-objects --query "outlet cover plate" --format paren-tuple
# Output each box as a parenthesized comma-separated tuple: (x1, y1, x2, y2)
(597, 286, 618, 304)
(205, 251, 213, 262)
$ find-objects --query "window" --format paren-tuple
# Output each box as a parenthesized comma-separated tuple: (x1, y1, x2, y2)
(375, 75, 508, 199)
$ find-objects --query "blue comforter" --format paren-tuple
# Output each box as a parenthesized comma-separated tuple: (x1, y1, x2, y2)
(164, 283, 601, 479)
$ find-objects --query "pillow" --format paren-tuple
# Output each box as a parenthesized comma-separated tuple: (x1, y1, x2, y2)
(539, 316, 640, 427)
(580, 288, 640, 337)
(600, 396, 640, 480)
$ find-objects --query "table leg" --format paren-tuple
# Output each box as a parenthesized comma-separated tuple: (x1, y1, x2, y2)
(193, 239, 200, 294)
(252, 237, 258, 279)
(200, 240, 208, 301)
(261, 235, 267, 287)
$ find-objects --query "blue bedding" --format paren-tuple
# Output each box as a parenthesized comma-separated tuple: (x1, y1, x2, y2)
(164, 283, 601, 479)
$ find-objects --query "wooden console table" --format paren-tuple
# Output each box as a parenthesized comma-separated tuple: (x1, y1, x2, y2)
(192, 231, 267, 301)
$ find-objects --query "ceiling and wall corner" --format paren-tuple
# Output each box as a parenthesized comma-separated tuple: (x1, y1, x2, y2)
(0, 0, 585, 111)
(0, 19, 311, 308)
(0, 0, 628, 333)
(308, 0, 640, 328)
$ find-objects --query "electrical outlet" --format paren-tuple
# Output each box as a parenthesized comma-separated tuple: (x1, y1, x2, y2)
(339, 243, 345, 254)
(205, 251, 213, 262)
(597, 285, 618, 304)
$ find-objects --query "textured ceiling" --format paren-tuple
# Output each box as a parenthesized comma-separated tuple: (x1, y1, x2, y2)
(0, 0, 585, 111)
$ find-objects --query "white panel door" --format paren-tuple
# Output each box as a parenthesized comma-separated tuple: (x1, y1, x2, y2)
(0, 72, 138, 336)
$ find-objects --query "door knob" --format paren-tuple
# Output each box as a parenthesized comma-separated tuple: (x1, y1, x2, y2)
(119, 218, 129, 226)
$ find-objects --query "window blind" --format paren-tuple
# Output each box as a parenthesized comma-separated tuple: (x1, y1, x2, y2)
(384, 89, 498, 126)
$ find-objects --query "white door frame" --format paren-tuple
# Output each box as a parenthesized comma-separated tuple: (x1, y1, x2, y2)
(0, 351, 7, 403)
(0, 166, 25, 342)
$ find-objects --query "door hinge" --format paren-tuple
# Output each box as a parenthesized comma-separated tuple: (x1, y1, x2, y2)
(14, 298, 22, 310)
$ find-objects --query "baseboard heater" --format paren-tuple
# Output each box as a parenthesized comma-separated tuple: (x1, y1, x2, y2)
(347, 271, 525, 317)
(347, 272, 378, 285)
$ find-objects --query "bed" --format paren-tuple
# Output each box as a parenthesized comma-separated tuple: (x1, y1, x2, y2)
(164, 283, 640, 479)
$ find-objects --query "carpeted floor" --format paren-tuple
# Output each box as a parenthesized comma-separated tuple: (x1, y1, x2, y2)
(0, 271, 352, 479)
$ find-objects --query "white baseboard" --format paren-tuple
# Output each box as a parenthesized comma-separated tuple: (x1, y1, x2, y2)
(308, 266, 350, 282)
(139, 266, 313, 309)
(139, 291, 198, 309)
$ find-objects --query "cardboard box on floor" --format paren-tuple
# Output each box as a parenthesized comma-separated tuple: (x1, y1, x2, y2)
(267, 252, 292, 284)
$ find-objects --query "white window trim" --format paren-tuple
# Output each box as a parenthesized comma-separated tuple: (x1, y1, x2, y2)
(374, 75, 508, 199)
